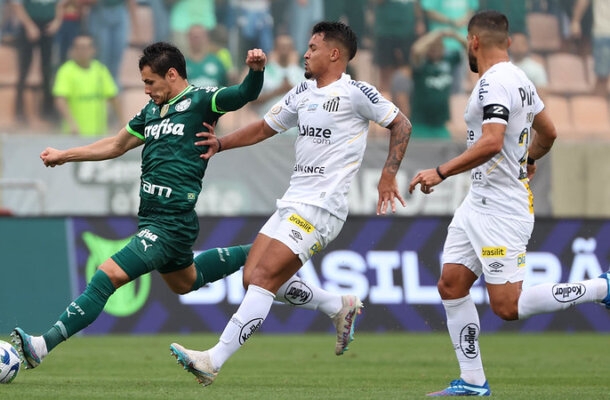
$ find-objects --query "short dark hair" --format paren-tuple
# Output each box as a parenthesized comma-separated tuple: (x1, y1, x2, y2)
(468, 10, 509, 36)
(139, 42, 187, 79)
(311, 21, 358, 61)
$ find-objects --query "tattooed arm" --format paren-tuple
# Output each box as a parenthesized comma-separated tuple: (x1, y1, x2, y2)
(377, 112, 412, 215)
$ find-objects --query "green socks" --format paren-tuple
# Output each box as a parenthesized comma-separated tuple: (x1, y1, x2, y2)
(191, 244, 251, 291)
(43, 269, 116, 351)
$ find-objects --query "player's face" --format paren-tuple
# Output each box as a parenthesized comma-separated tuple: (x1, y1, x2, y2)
(141, 66, 172, 105)
(303, 33, 331, 80)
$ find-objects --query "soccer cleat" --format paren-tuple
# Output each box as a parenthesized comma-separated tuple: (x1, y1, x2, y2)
(10, 327, 47, 369)
(332, 295, 363, 356)
(427, 379, 491, 397)
(599, 271, 610, 309)
(170, 343, 218, 387)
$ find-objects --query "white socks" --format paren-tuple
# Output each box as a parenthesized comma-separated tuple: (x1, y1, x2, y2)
(275, 276, 343, 317)
(443, 295, 487, 386)
(208, 285, 275, 370)
(518, 278, 607, 319)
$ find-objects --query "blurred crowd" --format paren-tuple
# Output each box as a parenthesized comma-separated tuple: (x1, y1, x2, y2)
(0, 0, 607, 139)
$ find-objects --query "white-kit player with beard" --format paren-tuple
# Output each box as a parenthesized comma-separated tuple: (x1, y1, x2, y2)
(409, 10, 610, 397)
(169, 21, 413, 387)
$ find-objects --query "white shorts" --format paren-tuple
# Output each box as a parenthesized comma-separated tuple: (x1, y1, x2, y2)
(442, 202, 534, 284)
(260, 201, 344, 264)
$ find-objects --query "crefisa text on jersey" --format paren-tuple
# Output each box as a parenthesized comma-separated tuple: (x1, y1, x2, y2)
(144, 118, 185, 139)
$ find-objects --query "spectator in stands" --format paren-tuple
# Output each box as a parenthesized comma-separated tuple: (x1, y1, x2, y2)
(324, 0, 367, 48)
(393, 29, 466, 140)
(250, 33, 303, 132)
(55, 0, 85, 66)
(208, 24, 238, 85)
(234, 0, 273, 62)
(11, 0, 65, 124)
(87, 0, 140, 87)
(421, 0, 478, 94)
(510, 32, 548, 98)
(570, 0, 610, 97)
(184, 24, 228, 88)
(53, 33, 123, 136)
(169, 0, 215, 53)
(287, 0, 323, 57)
(372, 0, 425, 94)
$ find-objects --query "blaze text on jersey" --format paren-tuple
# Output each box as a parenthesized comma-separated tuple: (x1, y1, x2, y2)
(298, 124, 332, 144)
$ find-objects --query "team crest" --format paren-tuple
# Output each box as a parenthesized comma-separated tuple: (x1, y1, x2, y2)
(175, 98, 191, 112)
(160, 104, 169, 117)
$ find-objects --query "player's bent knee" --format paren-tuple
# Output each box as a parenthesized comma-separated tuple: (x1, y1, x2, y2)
(489, 302, 518, 321)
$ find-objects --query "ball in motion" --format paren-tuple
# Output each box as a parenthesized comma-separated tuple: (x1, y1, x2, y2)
(0, 340, 21, 383)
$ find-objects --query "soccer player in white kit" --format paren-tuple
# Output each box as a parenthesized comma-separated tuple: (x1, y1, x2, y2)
(409, 11, 610, 397)
(170, 21, 413, 387)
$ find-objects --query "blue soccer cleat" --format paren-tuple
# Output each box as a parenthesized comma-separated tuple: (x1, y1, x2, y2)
(10, 327, 46, 369)
(427, 379, 491, 396)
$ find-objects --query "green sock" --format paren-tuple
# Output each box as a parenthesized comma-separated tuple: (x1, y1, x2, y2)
(43, 269, 116, 351)
(191, 244, 251, 290)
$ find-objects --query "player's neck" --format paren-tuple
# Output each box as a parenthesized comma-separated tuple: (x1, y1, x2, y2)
(315, 70, 343, 88)
(476, 50, 510, 77)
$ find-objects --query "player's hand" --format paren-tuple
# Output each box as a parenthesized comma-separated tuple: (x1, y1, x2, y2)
(408, 168, 444, 195)
(194, 122, 220, 160)
(376, 173, 406, 215)
(527, 163, 537, 180)
(245, 48, 267, 71)
(40, 147, 65, 167)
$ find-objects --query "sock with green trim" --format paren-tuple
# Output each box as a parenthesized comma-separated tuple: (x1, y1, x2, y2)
(43, 269, 116, 351)
(191, 244, 251, 290)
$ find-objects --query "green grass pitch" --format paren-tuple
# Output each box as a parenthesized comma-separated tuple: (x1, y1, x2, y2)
(1, 333, 606, 399)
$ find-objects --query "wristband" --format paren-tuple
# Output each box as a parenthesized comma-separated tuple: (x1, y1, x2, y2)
(527, 156, 535, 165)
(216, 137, 223, 153)
(436, 166, 446, 180)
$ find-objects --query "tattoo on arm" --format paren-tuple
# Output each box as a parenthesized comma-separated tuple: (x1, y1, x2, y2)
(383, 114, 411, 175)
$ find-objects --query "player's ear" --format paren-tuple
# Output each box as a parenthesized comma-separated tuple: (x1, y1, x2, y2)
(330, 48, 340, 62)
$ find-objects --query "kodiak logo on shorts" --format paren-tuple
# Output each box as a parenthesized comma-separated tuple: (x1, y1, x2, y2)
(288, 213, 314, 233)
(481, 246, 506, 258)
(552, 283, 586, 303)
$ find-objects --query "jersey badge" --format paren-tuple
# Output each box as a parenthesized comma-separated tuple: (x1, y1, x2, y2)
(160, 104, 169, 117)
(175, 98, 191, 112)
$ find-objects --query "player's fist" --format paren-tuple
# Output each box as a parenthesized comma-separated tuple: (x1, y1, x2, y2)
(40, 148, 65, 167)
(245, 48, 267, 71)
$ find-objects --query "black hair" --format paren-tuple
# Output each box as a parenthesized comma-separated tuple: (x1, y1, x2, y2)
(468, 10, 510, 36)
(139, 42, 187, 79)
(311, 21, 358, 61)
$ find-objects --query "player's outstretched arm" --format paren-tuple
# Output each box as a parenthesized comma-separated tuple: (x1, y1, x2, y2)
(377, 113, 411, 215)
(40, 127, 143, 167)
(214, 49, 267, 112)
(196, 120, 277, 160)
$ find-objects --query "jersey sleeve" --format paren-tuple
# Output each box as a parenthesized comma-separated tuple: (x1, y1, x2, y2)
(126, 104, 149, 140)
(263, 85, 300, 133)
(350, 81, 399, 128)
(478, 75, 511, 126)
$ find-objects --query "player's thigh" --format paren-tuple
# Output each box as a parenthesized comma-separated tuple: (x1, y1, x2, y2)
(469, 213, 533, 285)
(261, 202, 343, 265)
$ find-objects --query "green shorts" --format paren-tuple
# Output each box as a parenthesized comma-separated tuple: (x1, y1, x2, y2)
(111, 210, 199, 279)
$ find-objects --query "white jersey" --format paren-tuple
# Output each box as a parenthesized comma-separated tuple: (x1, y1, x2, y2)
(264, 73, 399, 220)
(464, 61, 544, 222)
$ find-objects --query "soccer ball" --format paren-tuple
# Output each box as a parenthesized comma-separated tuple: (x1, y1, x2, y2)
(0, 340, 21, 383)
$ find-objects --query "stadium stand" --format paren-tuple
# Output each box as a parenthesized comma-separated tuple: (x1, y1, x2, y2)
(526, 12, 562, 54)
(546, 52, 592, 95)
(543, 95, 572, 137)
(569, 95, 610, 138)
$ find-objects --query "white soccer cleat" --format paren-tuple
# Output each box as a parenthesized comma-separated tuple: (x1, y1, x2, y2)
(332, 295, 363, 356)
(170, 343, 218, 387)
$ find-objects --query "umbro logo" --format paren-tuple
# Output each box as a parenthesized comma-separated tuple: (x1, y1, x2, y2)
(488, 261, 504, 272)
(289, 229, 303, 243)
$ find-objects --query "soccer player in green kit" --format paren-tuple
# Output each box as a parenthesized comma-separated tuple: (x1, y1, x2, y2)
(10, 42, 267, 370)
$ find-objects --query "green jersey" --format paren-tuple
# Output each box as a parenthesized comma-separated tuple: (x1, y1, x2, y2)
(125, 69, 263, 213)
